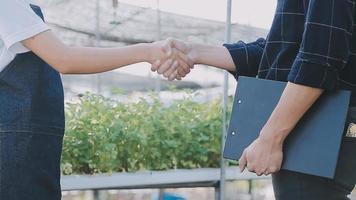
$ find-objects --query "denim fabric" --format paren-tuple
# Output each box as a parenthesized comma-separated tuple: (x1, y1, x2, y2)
(272, 169, 353, 200)
(0, 5, 65, 200)
(224, 0, 356, 92)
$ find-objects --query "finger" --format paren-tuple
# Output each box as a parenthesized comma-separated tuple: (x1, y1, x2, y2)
(239, 150, 247, 172)
(151, 60, 161, 72)
(266, 167, 279, 175)
(163, 60, 178, 78)
(171, 39, 187, 53)
(177, 68, 187, 78)
(256, 170, 264, 176)
(175, 74, 182, 81)
(176, 58, 190, 77)
(177, 58, 191, 74)
(173, 40, 195, 69)
(263, 169, 271, 176)
(157, 59, 173, 74)
(246, 163, 255, 173)
(264, 167, 276, 176)
(177, 50, 193, 69)
(171, 49, 192, 73)
(168, 70, 178, 81)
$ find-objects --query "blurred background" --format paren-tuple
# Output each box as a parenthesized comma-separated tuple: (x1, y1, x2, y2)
(33, 0, 270, 101)
(31, 0, 355, 199)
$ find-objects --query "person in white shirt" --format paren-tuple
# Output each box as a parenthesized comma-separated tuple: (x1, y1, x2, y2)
(0, 1, 190, 199)
(0, 0, 190, 77)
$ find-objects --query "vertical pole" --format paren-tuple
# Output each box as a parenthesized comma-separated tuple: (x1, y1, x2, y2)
(95, 0, 102, 94)
(158, 188, 165, 200)
(220, 0, 232, 200)
(155, 0, 162, 93)
(93, 190, 100, 200)
(215, 184, 221, 200)
(248, 180, 253, 198)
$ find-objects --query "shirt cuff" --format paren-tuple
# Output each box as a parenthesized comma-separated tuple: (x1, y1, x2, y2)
(223, 41, 249, 79)
(287, 56, 339, 90)
(3, 22, 50, 54)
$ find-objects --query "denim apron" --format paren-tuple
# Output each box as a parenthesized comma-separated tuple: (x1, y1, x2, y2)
(0, 5, 65, 200)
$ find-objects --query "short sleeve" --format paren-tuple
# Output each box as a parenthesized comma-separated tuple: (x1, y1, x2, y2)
(223, 38, 266, 79)
(0, 0, 50, 54)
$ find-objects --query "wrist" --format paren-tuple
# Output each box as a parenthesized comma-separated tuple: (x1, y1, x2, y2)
(259, 125, 290, 146)
(142, 43, 157, 63)
(189, 43, 200, 64)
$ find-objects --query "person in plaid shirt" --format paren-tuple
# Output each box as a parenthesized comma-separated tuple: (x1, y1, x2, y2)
(153, 0, 356, 199)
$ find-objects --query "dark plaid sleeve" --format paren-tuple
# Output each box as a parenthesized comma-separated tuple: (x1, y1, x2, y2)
(288, 0, 355, 90)
(223, 38, 266, 79)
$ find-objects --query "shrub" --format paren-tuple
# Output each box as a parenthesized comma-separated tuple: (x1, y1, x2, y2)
(61, 92, 232, 175)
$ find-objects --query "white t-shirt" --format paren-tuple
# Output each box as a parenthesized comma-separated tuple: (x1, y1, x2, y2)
(0, 0, 49, 72)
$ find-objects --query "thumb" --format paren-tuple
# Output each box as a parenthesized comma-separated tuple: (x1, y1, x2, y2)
(151, 60, 161, 72)
(239, 150, 248, 173)
(172, 39, 187, 53)
(162, 38, 173, 56)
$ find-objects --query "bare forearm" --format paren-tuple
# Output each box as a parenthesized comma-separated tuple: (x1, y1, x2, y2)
(23, 31, 155, 74)
(61, 44, 151, 74)
(191, 43, 236, 72)
(260, 82, 323, 143)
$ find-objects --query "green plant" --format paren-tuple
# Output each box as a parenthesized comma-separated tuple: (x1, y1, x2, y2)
(61, 92, 232, 175)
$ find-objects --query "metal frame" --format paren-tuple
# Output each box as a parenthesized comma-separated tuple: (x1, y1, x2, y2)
(61, 167, 270, 200)
(95, 0, 102, 94)
(155, 0, 162, 92)
(220, 0, 233, 200)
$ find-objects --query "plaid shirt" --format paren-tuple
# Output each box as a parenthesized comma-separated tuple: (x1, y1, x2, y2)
(224, 0, 356, 91)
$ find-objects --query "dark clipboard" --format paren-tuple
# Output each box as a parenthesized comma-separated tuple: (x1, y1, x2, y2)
(223, 76, 351, 179)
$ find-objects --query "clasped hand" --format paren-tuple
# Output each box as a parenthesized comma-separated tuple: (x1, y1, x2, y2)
(149, 39, 284, 177)
(149, 38, 195, 81)
(239, 133, 284, 176)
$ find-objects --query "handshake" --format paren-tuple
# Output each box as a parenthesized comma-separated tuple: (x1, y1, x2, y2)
(149, 38, 196, 81)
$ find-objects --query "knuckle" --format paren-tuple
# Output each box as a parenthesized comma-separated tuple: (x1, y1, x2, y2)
(247, 164, 255, 170)
(269, 167, 277, 173)
(178, 71, 185, 77)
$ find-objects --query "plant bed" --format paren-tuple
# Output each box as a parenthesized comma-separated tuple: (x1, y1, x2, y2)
(61, 92, 233, 175)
